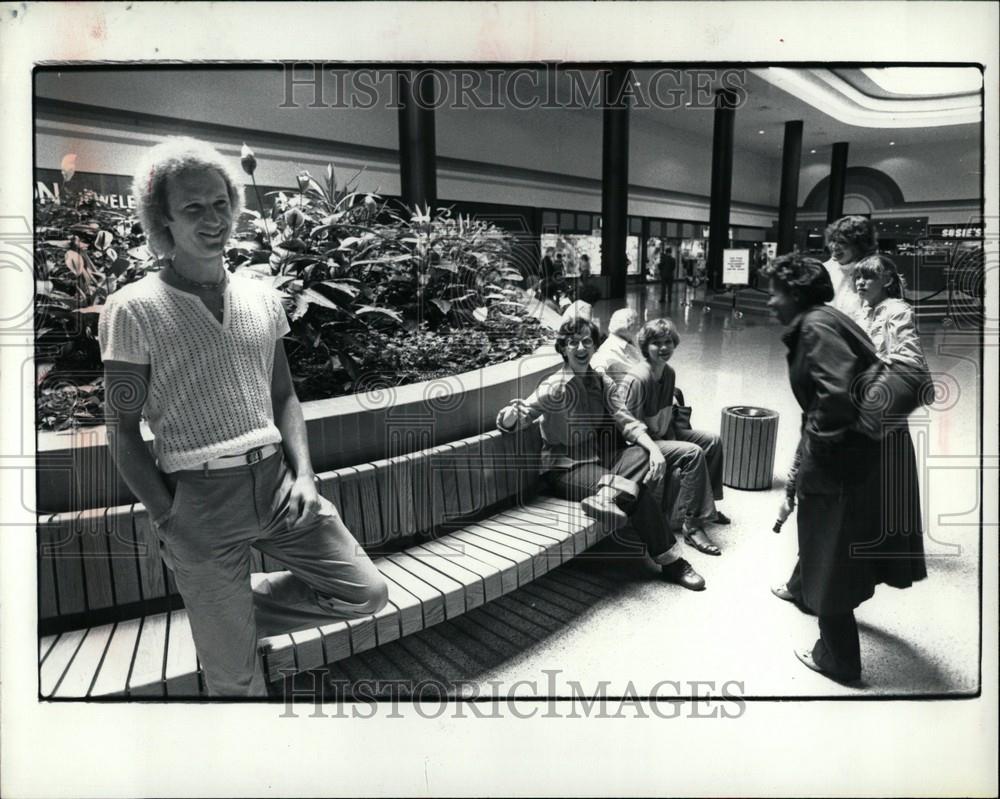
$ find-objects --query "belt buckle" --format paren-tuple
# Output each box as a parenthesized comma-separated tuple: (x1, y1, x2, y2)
(246, 448, 264, 465)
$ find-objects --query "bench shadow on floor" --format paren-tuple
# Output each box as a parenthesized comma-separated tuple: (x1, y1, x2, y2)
(275, 538, 657, 700)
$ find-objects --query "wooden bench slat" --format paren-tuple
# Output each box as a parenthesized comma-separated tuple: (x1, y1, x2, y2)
(46, 514, 88, 616)
(375, 569, 423, 637)
(260, 634, 297, 680)
(373, 599, 402, 646)
(106, 506, 143, 606)
(40, 633, 60, 664)
(346, 616, 378, 657)
(53, 623, 116, 698)
(462, 524, 548, 585)
(316, 621, 353, 666)
(428, 446, 450, 530)
(164, 610, 200, 697)
(39, 628, 87, 698)
(416, 539, 504, 602)
(335, 467, 366, 545)
(409, 451, 433, 534)
(79, 509, 116, 612)
(37, 517, 60, 621)
(388, 552, 466, 620)
(376, 558, 445, 629)
(354, 463, 384, 548)
(372, 457, 398, 541)
(450, 445, 475, 519)
(127, 612, 168, 697)
(407, 543, 486, 609)
(90, 618, 142, 697)
(288, 626, 324, 672)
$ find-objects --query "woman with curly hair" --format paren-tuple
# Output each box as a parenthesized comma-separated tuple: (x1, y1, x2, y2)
(822, 215, 879, 325)
(764, 253, 925, 684)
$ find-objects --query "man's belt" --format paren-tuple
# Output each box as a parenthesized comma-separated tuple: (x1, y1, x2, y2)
(201, 444, 280, 471)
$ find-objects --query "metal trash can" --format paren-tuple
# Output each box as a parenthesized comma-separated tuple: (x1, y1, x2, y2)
(720, 406, 779, 490)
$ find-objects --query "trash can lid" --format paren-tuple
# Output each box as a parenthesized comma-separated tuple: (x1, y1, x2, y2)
(726, 406, 777, 418)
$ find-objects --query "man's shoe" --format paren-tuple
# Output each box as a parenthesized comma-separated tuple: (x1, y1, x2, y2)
(660, 558, 706, 591)
(581, 494, 628, 530)
(711, 510, 731, 525)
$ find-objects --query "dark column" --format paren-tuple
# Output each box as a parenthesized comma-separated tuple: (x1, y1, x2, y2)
(397, 70, 438, 209)
(777, 120, 803, 255)
(826, 141, 850, 224)
(601, 67, 630, 300)
(707, 89, 737, 291)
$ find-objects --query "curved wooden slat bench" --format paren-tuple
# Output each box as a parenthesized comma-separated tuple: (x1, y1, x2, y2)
(38, 424, 622, 698)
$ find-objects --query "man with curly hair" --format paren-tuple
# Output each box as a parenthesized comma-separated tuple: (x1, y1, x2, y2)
(99, 137, 387, 696)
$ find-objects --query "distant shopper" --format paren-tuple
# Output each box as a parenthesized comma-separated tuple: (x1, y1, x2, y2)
(620, 318, 731, 557)
(575, 253, 602, 304)
(496, 316, 706, 591)
(100, 137, 387, 696)
(764, 253, 925, 684)
(658, 247, 677, 305)
(591, 308, 642, 383)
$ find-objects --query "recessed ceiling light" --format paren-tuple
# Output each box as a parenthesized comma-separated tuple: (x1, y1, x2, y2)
(889, 141, 896, 146)
(810, 149, 817, 154)
(758, 130, 765, 134)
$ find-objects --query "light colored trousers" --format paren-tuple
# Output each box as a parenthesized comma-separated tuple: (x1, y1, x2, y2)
(158, 450, 388, 697)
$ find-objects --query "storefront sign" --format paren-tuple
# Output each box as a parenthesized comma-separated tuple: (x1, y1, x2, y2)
(34, 168, 290, 212)
(722, 248, 750, 285)
(926, 222, 985, 240)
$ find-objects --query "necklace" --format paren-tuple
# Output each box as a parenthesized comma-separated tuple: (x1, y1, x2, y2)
(166, 262, 228, 291)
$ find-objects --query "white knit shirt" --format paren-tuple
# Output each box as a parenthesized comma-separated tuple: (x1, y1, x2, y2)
(98, 271, 290, 472)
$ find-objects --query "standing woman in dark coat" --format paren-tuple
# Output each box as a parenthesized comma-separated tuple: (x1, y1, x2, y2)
(763, 254, 927, 683)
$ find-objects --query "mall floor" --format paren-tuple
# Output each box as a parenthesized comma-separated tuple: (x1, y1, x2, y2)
(287, 282, 983, 700)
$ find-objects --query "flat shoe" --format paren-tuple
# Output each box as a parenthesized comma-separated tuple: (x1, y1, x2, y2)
(711, 510, 731, 525)
(771, 583, 796, 602)
(794, 649, 861, 685)
(682, 523, 721, 556)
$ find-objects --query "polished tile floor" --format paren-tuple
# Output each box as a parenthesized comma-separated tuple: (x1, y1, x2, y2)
(290, 283, 984, 699)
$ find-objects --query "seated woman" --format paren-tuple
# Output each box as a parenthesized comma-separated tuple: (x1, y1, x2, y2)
(618, 318, 731, 557)
(496, 316, 706, 591)
(763, 253, 926, 684)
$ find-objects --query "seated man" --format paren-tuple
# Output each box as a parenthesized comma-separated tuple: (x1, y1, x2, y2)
(590, 308, 642, 384)
(496, 316, 706, 591)
(100, 136, 387, 696)
(619, 318, 732, 557)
